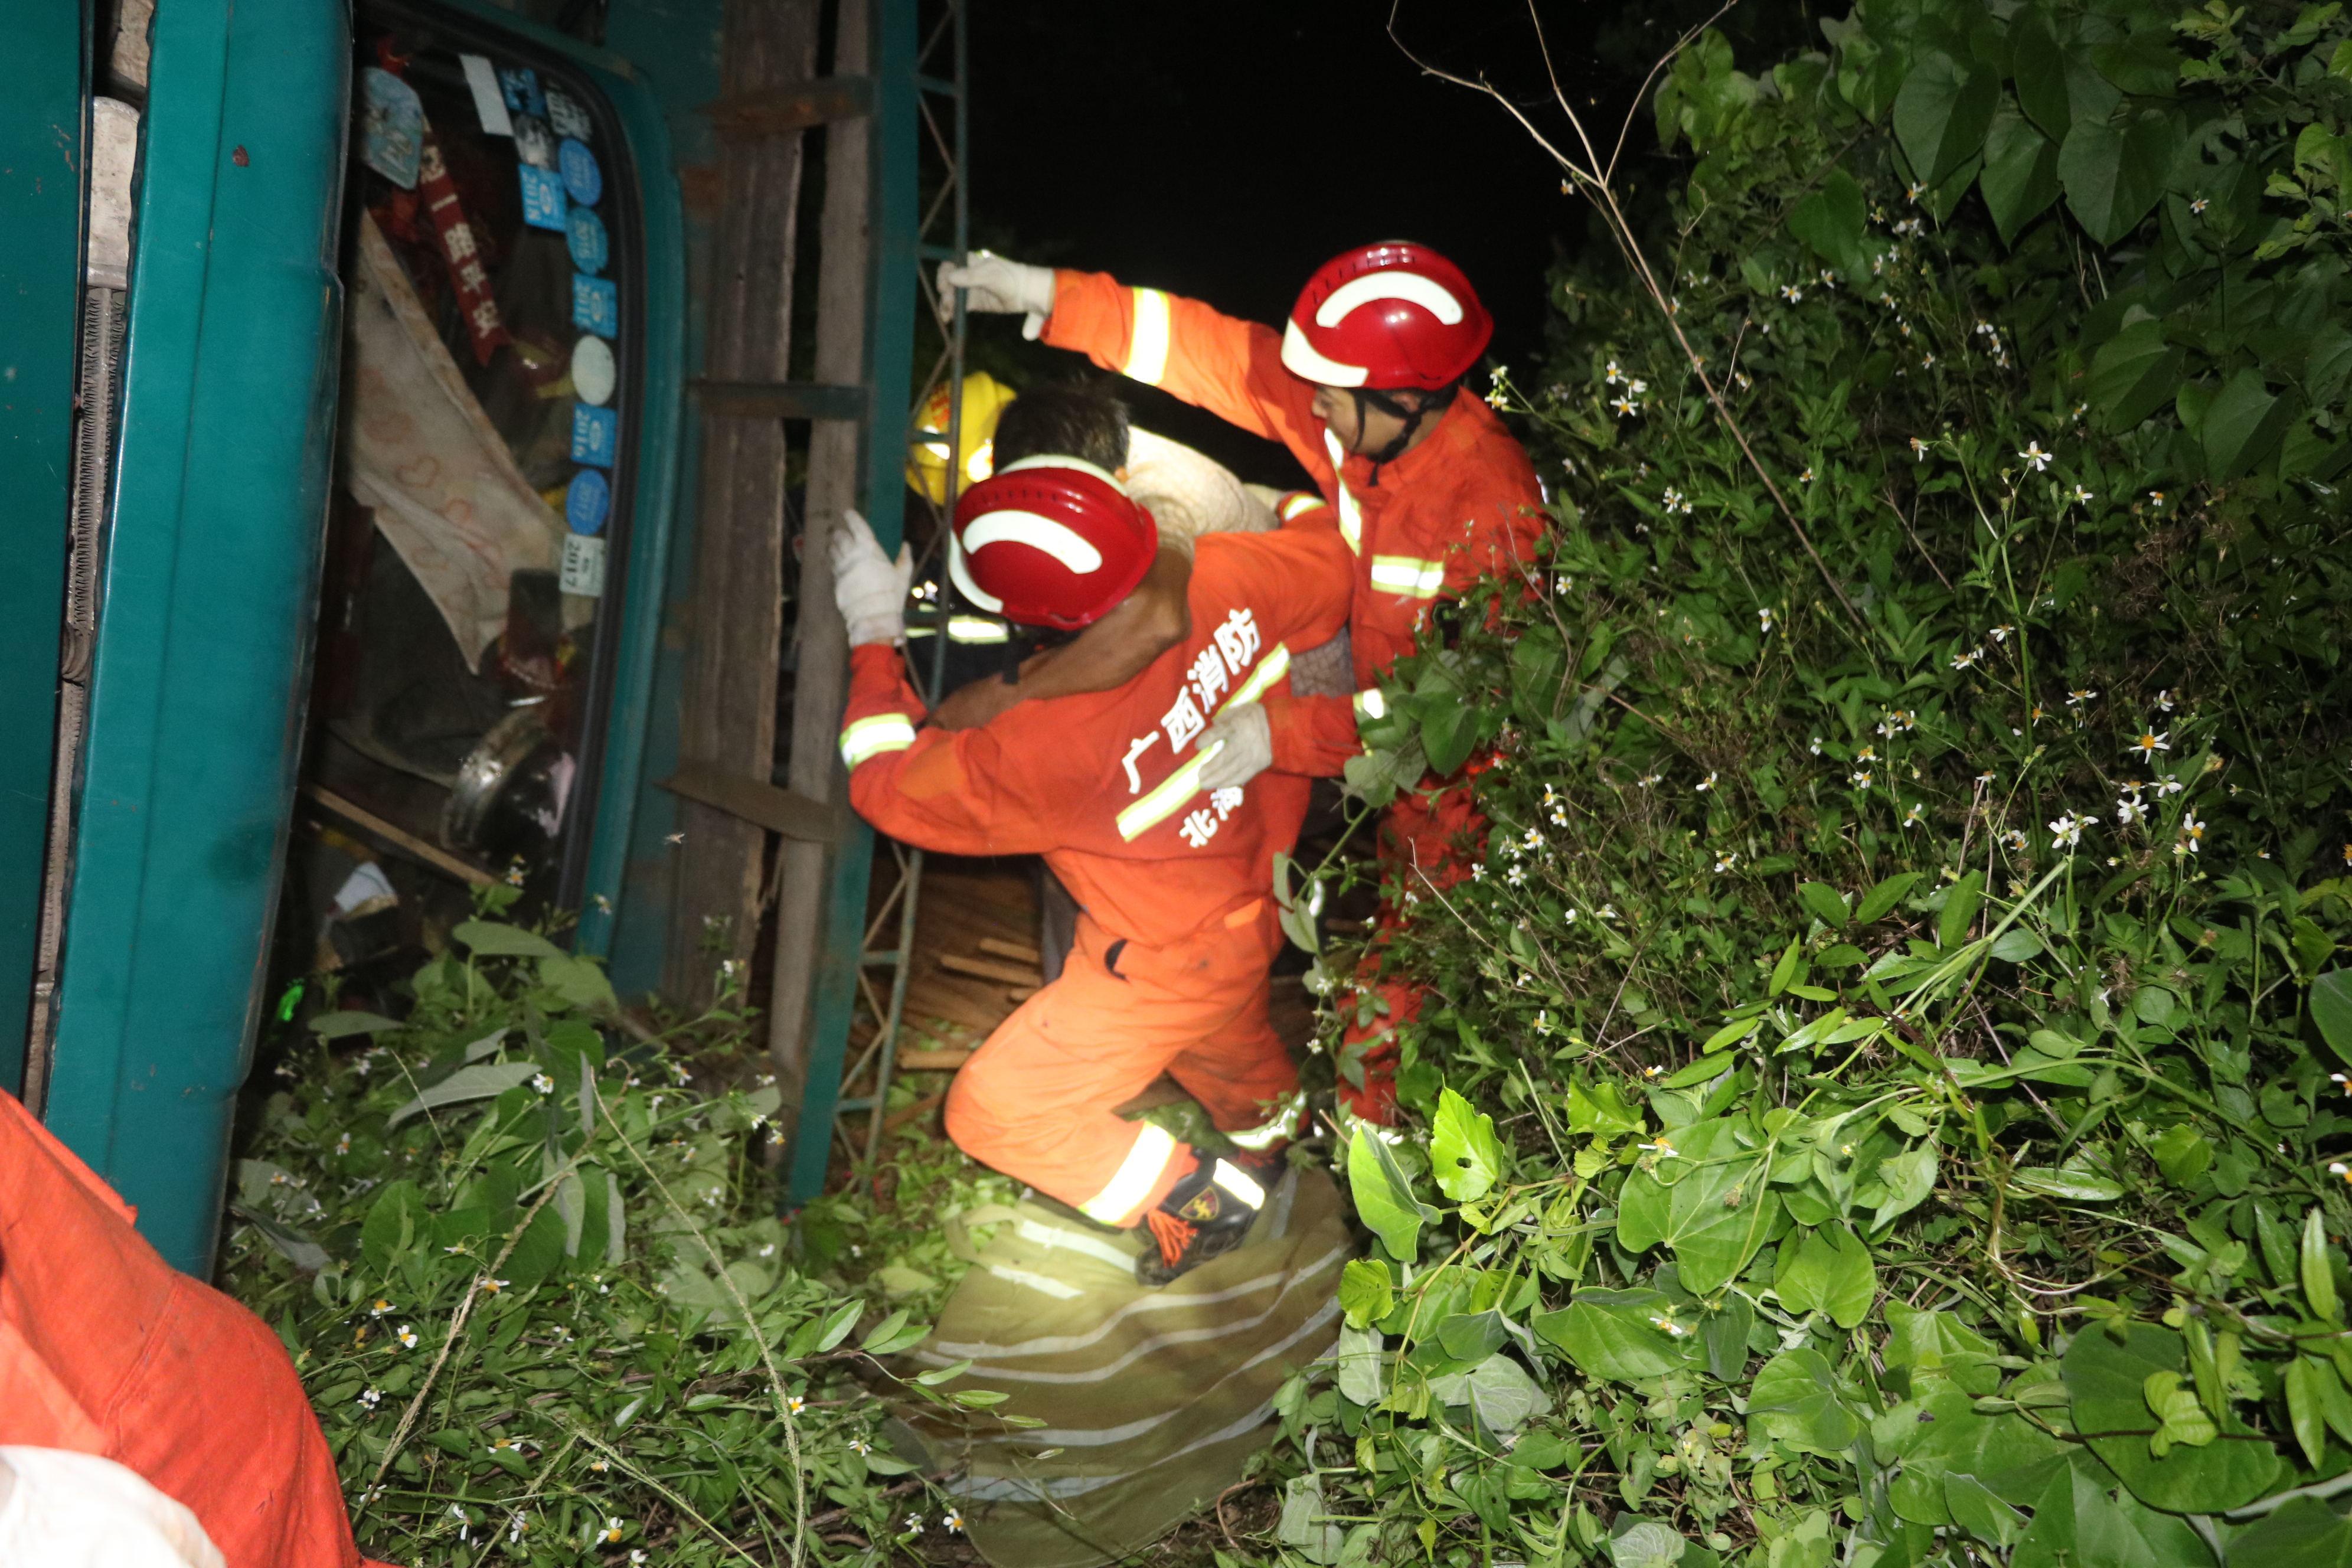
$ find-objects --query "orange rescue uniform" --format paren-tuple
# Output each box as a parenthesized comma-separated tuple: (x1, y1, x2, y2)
(841, 527, 1353, 1223)
(0, 1091, 383, 1568)
(1041, 270, 1549, 1116)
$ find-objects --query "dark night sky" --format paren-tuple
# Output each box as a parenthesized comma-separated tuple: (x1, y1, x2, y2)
(962, 1, 1651, 485)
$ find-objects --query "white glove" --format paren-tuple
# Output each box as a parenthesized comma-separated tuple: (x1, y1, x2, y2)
(1198, 704, 1273, 792)
(936, 251, 1057, 339)
(829, 508, 912, 647)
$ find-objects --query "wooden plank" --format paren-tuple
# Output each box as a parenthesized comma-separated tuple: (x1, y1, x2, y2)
(883, 1089, 946, 1135)
(895, 1048, 972, 1072)
(706, 74, 874, 139)
(767, 0, 873, 1110)
(692, 379, 867, 421)
(938, 953, 1041, 987)
(665, 0, 821, 1004)
(976, 937, 1041, 965)
(301, 784, 496, 887)
(658, 765, 837, 844)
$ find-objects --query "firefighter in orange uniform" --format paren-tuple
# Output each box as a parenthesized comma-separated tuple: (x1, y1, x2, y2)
(935, 244, 1547, 1122)
(828, 404, 1354, 1282)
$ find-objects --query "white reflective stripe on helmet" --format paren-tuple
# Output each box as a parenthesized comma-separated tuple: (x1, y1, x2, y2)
(962, 509, 1106, 574)
(1224, 1090, 1305, 1151)
(1315, 269, 1466, 328)
(1320, 430, 1362, 553)
(1079, 1122, 1181, 1223)
(1278, 491, 1323, 522)
(1115, 740, 1223, 842)
(1123, 288, 1172, 385)
(946, 534, 1005, 613)
(1369, 554, 1445, 598)
(1353, 687, 1387, 722)
(1220, 642, 1291, 713)
(1282, 318, 1368, 388)
(839, 713, 917, 767)
(1210, 1159, 1267, 1210)
(997, 453, 1130, 496)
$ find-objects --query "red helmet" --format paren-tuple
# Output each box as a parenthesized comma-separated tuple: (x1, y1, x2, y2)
(949, 458, 1159, 631)
(1279, 242, 1492, 391)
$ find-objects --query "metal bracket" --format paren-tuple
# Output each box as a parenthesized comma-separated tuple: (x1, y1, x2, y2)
(658, 765, 839, 844)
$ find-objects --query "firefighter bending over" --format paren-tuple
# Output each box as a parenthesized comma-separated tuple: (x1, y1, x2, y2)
(828, 392, 1353, 1283)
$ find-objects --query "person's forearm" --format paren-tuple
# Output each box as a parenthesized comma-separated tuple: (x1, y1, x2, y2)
(1004, 544, 1191, 703)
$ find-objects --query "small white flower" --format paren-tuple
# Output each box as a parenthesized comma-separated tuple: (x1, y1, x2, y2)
(1505, 863, 1528, 887)
(2156, 688, 2175, 711)
(2069, 484, 2094, 506)
(1611, 393, 1641, 417)
(1910, 436, 1929, 459)
(2180, 815, 2207, 855)
(396, 1324, 419, 1348)
(850, 1436, 874, 1456)
(2190, 195, 2209, 214)
(788, 1394, 805, 1416)
(1988, 624, 2013, 643)
(2048, 812, 2096, 849)
(2155, 776, 2184, 797)
(1952, 649, 1978, 671)
(1902, 802, 1926, 827)
(1798, 466, 1815, 484)
(2001, 829, 2029, 852)
(1850, 770, 1874, 790)
(944, 1511, 966, 1534)
(1976, 772, 1995, 786)
(532, 1072, 554, 1095)
(1808, 737, 1822, 755)
(1714, 852, 1739, 873)
(1696, 771, 1717, 792)
(2018, 442, 2051, 472)
(369, 1297, 394, 1318)
(905, 1514, 926, 1534)
(2115, 797, 2146, 825)
(600, 1516, 626, 1544)
(358, 1387, 383, 1408)
(1637, 773, 1660, 789)
(1605, 360, 1623, 384)
(2066, 688, 2096, 707)
(1758, 607, 1775, 631)
(1522, 827, 1544, 850)
(2129, 730, 2170, 760)
(335, 1132, 352, 1156)
(481, 1277, 510, 1294)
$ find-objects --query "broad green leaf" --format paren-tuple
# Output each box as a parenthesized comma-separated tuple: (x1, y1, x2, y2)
(1566, 1077, 1645, 1136)
(1618, 1128, 1781, 1291)
(814, 1298, 863, 1353)
(2150, 1124, 2212, 1185)
(1797, 882, 1850, 927)
(538, 953, 617, 1011)
(1700, 1014, 1764, 1054)
(1347, 1126, 1437, 1262)
(2141, 1369, 2216, 1453)
(2199, 367, 2294, 479)
(1943, 1472, 2026, 1548)
(1768, 939, 1803, 997)
(2286, 1358, 2330, 1468)
(452, 919, 566, 959)
(2011, 1162, 2124, 1202)
(1747, 1347, 1863, 1455)
(1431, 1087, 1505, 1202)
(1276, 1471, 1344, 1564)
(387, 1062, 540, 1128)
(1856, 871, 1922, 925)
(230, 1206, 329, 1272)
(1883, 1302, 2001, 1396)
(2314, 970, 2352, 1066)
(2063, 1322, 2283, 1512)
(1894, 51, 1998, 187)
(1775, 1223, 1879, 1328)
(2011, 1462, 2213, 1568)
(2011, 9, 2071, 139)
(1789, 167, 1870, 277)
(2304, 1206, 2342, 1323)
(2228, 1497, 2352, 1568)
(2059, 109, 2175, 247)
(1338, 1257, 1393, 1329)
(360, 1178, 427, 1273)
(309, 1009, 401, 1039)
(1607, 1520, 1690, 1568)
(861, 1306, 911, 1351)
(2089, 319, 2184, 432)
(1436, 1309, 1509, 1364)
(1427, 1351, 1552, 1433)
(1533, 1287, 1703, 1382)
(1874, 1144, 1938, 1227)
(1980, 99, 2061, 245)
(1990, 928, 2045, 962)
(1334, 1324, 1386, 1406)
(1939, 871, 1985, 949)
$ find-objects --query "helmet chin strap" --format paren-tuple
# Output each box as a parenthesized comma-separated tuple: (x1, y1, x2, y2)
(1348, 383, 1455, 469)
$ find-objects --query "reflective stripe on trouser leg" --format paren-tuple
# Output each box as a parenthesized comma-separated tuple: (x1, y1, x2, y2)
(1078, 1123, 1181, 1223)
(1224, 1089, 1306, 1150)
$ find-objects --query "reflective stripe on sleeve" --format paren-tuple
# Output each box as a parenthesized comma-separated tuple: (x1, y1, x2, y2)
(1123, 288, 1172, 385)
(839, 713, 917, 767)
(1079, 1122, 1181, 1223)
(1321, 430, 1361, 554)
(1225, 1090, 1306, 1151)
(1220, 642, 1291, 712)
(1353, 687, 1387, 722)
(1369, 554, 1445, 598)
(1115, 740, 1223, 842)
(1278, 491, 1323, 522)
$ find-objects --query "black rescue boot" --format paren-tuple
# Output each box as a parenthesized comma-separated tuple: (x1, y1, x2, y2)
(1136, 1156, 1269, 1285)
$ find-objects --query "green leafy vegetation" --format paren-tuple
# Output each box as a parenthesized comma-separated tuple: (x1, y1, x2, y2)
(1264, 1, 2352, 1564)
(218, 890, 1010, 1565)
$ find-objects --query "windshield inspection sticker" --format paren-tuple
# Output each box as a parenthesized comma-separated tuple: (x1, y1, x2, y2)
(359, 68, 423, 188)
(460, 54, 513, 136)
(570, 335, 616, 404)
(519, 165, 566, 230)
(570, 404, 619, 468)
(561, 534, 607, 597)
(565, 469, 611, 534)
(545, 82, 593, 143)
(571, 274, 618, 337)
(558, 139, 602, 207)
(498, 66, 545, 119)
(566, 205, 607, 274)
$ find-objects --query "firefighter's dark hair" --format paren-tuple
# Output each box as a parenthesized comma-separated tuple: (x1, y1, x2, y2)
(992, 381, 1131, 473)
